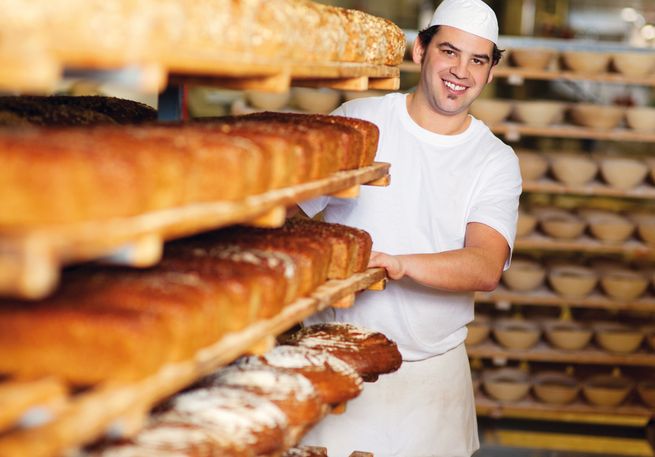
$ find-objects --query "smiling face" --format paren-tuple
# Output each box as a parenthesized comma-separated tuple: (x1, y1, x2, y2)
(413, 25, 495, 119)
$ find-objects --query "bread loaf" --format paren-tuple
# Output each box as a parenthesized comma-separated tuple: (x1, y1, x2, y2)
(279, 323, 402, 382)
(250, 112, 380, 167)
(282, 218, 373, 279)
(284, 446, 329, 457)
(158, 386, 288, 456)
(92, 422, 237, 457)
(253, 345, 363, 406)
(0, 125, 267, 226)
(0, 96, 156, 126)
(199, 363, 324, 442)
(244, 112, 363, 171)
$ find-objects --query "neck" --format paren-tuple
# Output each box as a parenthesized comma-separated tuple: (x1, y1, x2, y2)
(406, 91, 471, 135)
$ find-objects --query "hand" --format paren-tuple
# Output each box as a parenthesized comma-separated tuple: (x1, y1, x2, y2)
(368, 251, 405, 280)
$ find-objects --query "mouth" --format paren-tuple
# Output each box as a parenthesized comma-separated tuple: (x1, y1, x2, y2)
(443, 79, 468, 95)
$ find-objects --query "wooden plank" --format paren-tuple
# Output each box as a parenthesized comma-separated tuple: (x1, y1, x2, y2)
(467, 341, 655, 367)
(367, 77, 400, 90)
(0, 54, 61, 93)
(476, 394, 652, 427)
(172, 71, 292, 93)
(291, 62, 399, 79)
(483, 430, 654, 456)
(475, 286, 655, 312)
(492, 123, 655, 143)
(294, 77, 369, 91)
(522, 178, 655, 200)
(0, 268, 386, 457)
(0, 163, 390, 300)
(516, 234, 654, 258)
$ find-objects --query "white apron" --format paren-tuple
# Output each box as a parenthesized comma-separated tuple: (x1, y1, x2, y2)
(300, 343, 479, 457)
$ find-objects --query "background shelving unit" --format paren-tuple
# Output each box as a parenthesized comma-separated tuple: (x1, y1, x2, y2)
(403, 37, 655, 456)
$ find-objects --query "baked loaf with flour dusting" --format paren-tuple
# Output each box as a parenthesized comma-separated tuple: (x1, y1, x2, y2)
(279, 323, 402, 382)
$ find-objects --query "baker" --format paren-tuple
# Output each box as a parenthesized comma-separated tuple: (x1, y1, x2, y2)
(298, 0, 521, 455)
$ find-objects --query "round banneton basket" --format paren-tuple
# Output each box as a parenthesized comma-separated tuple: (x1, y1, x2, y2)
(469, 99, 513, 126)
(510, 48, 556, 70)
(493, 318, 541, 350)
(569, 104, 625, 130)
(549, 153, 598, 186)
(502, 258, 546, 292)
(533, 371, 580, 405)
(543, 319, 593, 351)
(594, 322, 644, 354)
(561, 51, 611, 74)
(548, 265, 598, 299)
(582, 372, 633, 407)
(599, 157, 648, 190)
(516, 150, 549, 181)
(483, 367, 531, 403)
(513, 100, 565, 127)
(611, 52, 655, 78)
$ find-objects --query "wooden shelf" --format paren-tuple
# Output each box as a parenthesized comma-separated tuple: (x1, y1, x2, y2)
(467, 341, 655, 367)
(0, 268, 386, 457)
(476, 286, 655, 312)
(0, 162, 390, 301)
(400, 61, 655, 87)
(170, 60, 400, 92)
(491, 123, 655, 143)
(4, 56, 400, 94)
(476, 393, 653, 427)
(515, 233, 654, 259)
(522, 177, 655, 200)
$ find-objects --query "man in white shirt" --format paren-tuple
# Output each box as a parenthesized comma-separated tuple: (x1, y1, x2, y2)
(299, 0, 522, 455)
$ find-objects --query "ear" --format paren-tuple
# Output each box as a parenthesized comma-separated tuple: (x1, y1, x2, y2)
(487, 67, 494, 84)
(411, 38, 424, 65)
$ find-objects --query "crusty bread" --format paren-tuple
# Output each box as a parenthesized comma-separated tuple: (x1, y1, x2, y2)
(0, 304, 173, 385)
(0, 96, 156, 126)
(244, 112, 363, 171)
(0, 126, 269, 227)
(252, 345, 363, 406)
(283, 218, 372, 279)
(279, 323, 402, 382)
(284, 446, 329, 457)
(157, 386, 288, 456)
(91, 421, 240, 457)
(199, 363, 324, 443)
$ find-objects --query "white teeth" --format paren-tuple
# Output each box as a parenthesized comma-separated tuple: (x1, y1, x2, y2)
(444, 80, 466, 91)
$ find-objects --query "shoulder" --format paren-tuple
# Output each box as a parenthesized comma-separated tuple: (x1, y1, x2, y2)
(333, 93, 402, 120)
(470, 118, 517, 163)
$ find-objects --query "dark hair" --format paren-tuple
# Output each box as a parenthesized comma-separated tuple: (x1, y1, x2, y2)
(417, 25, 504, 66)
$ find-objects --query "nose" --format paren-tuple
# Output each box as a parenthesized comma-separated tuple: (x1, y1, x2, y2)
(450, 58, 469, 80)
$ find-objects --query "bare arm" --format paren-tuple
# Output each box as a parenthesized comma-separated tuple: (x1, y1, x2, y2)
(368, 222, 509, 292)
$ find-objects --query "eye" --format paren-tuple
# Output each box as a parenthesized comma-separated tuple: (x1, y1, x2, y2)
(472, 58, 484, 65)
(442, 49, 455, 56)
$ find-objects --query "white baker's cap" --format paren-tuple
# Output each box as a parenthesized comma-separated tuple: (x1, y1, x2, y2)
(429, 0, 499, 44)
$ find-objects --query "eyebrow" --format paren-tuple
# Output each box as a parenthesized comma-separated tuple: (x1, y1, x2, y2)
(437, 41, 491, 63)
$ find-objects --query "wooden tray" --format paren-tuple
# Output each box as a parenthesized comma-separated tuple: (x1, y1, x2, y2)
(522, 178, 655, 200)
(476, 392, 653, 427)
(476, 286, 655, 312)
(515, 233, 654, 259)
(492, 123, 655, 143)
(0, 268, 387, 457)
(468, 341, 655, 367)
(0, 162, 390, 300)
(2, 54, 400, 94)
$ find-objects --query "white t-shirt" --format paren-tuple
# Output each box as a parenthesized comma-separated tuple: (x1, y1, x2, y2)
(301, 93, 522, 360)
